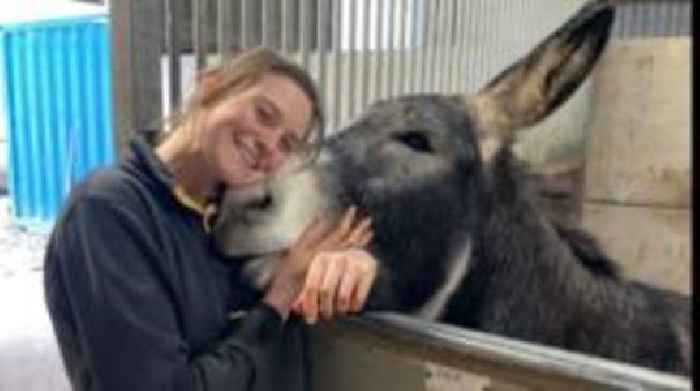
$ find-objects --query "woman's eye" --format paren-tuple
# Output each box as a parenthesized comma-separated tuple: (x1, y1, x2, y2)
(256, 106, 270, 122)
(255, 103, 277, 126)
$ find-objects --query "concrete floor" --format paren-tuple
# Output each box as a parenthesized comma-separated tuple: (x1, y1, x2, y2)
(0, 199, 70, 391)
(0, 273, 71, 391)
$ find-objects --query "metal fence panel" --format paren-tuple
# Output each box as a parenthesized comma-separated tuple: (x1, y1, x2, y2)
(1, 16, 114, 227)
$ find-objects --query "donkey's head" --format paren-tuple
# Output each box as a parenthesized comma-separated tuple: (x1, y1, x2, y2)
(213, 1, 615, 270)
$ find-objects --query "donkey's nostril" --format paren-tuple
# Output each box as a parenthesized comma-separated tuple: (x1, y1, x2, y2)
(248, 193, 273, 210)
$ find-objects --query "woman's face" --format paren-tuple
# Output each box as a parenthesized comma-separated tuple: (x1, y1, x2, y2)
(197, 72, 314, 188)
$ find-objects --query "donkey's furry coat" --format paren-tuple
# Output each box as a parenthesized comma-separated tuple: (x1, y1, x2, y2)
(213, 1, 691, 376)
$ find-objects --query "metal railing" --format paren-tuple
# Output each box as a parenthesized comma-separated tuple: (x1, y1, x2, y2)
(311, 313, 692, 390)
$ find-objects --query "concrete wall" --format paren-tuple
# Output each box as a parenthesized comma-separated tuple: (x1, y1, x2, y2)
(582, 37, 691, 294)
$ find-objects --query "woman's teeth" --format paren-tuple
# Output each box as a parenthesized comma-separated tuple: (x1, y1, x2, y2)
(238, 136, 258, 168)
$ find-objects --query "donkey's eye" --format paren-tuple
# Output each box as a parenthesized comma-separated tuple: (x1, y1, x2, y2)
(394, 131, 433, 153)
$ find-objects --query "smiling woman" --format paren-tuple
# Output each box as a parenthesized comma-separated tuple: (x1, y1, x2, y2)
(43, 47, 380, 391)
(157, 48, 326, 194)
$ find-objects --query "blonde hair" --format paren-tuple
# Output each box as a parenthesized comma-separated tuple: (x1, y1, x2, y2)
(160, 47, 325, 160)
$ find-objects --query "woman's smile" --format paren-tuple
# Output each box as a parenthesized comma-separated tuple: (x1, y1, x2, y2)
(234, 133, 259, 170)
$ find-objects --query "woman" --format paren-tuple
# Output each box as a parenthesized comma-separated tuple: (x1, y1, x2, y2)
(44, 48, 378, 391)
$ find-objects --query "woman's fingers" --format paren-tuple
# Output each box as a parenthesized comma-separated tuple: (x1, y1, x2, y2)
(343, 216, 372, 246)
(291, 297, 304, 314)
(319, 254, 346, 320)
(294, 249, 379, 323)
(278, 207, 375, 323)
(352, 274, 374, 312)
(299, 253, 326, 324)
(336, 263, 358, 315)
(299, 207, 373, 254)
(320, 206, 357, 247)
(356, 230, 373, 249)
(351, 252, 378, 312)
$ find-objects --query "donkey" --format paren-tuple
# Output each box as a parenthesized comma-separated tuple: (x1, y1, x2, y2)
(212, 1, 691, 376)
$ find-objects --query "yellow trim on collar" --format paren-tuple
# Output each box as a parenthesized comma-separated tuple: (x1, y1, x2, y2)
(172, 185, 208, 214)
(172, 185, 218, 233)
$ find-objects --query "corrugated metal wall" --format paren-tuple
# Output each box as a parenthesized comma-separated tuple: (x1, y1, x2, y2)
(613, 1, 691, 37)
(163, 1, 691, 136)
(175, 1, 594, 133)
(0, 16, 114, 227)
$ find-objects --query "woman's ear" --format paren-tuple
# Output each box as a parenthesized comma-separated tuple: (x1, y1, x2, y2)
(195, 69, 225, 103)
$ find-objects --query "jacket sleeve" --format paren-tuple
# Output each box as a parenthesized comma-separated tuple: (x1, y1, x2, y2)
(45, 195, 287, 391)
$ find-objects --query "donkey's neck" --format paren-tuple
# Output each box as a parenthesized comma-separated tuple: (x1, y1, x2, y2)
(441, 153, 606, 328)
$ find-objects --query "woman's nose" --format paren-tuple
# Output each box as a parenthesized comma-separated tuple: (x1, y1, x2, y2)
(256, 128, 286, 173)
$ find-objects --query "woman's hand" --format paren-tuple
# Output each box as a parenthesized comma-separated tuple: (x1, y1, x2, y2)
(294, 248, 378, 324)
(263, 207, 373, 321)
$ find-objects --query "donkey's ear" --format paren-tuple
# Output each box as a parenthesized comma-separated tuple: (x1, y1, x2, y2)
(469, 0, 615, 138)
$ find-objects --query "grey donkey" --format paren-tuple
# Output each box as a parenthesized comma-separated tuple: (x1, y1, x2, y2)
(212, 0, 691, 376)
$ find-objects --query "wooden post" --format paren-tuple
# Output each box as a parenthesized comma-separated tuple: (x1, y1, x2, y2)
(109, 0, 164, 155)
(192, 0, 209, 70)
(165, 0, 187, 109)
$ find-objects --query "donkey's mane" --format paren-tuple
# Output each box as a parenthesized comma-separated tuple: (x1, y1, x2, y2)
(552, 223, 621, 279)
(487, 144, 622, 280)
